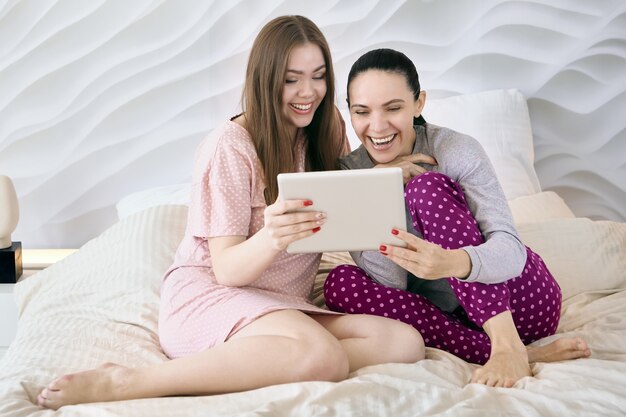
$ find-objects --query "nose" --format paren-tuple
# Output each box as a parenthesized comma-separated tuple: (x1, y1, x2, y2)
(370, 111, 388, 133)
(298, 79, 314, 98)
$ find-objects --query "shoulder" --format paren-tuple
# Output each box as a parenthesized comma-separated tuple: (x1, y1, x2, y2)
(204, 121, 257, 159)
(338, 145, 373, 169)
(425, 123, 488, 166)
(193, 121, 258, 179)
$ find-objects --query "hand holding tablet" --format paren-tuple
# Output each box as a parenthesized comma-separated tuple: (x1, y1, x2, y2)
(277, 168, 407, 253)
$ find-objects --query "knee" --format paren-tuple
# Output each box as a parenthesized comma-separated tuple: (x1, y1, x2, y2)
(404, 172, 457, 209)
(386, 322, 426, 363)
(291, 336, 349, 382)
(323, 264, 362, 306)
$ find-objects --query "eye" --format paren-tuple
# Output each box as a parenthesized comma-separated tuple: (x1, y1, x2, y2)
(354, 110, 369, 116)
(313, 73, 326, 80)
(285, 79, 297, 84)
(387, 107, 401, 112)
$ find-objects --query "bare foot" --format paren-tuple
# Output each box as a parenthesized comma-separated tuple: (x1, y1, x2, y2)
(470, 346, 531, 388)
(470, 337, 591, 388)
(527, 336, 591, 363)
(37, 363, 136, 410)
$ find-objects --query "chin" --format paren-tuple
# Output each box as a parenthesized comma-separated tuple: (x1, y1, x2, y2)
(364, 147, 394, 164)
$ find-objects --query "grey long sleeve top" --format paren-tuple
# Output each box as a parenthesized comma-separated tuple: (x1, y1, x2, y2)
(339, 123, 527, 312)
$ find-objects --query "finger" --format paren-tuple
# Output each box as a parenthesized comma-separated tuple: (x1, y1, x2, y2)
(410, 164, 429, 177)
(391, 228, 426, 250)
(275, 223, 323, 250)
(280, 223, 322, 241)
(267, 199, 316, 218)
(382, 244, 418, 263)
(271, 213, 326, 237)
(383, 251, 418, 273)
(406, 153, 437, 166)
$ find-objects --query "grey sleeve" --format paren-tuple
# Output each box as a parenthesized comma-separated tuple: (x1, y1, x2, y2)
(350, 250, 408, 289)
(440, 134, 527, 284)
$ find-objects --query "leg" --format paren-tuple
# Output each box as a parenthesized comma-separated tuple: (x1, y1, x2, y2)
(324, 265, 493, 364)
(405, 172, 589, 385)
(37, 310, 350, 409)
(311, 313, 425, 371)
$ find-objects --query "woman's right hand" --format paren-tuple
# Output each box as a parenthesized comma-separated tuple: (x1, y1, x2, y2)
(375, 153, 437, 184)
(263, 199, 326, 251)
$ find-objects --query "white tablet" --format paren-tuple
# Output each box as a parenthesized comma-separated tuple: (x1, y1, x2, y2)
(277, 168, 407, 253)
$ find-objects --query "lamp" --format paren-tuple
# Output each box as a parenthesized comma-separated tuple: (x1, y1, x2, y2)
(0, 175, 22, 282)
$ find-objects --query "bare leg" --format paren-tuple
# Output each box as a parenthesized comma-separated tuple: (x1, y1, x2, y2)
(37, 310, 426, 410)
(470, 311, 591, 388)
(37, 310, 349, 410)
(312, 313, 425, 371)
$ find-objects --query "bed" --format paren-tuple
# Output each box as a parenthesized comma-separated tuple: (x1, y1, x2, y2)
(1, 89, 625, 416)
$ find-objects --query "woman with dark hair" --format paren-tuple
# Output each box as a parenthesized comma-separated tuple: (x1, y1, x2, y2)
(324, 48, 590, 388)
(36, 21, 424, 410)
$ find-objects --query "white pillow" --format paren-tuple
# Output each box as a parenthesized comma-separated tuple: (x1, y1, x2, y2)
(116, 183, 191, 219)
(422, 89, 542, 200)
(517, 218, 626, 301)
(508, 191, 575, 224)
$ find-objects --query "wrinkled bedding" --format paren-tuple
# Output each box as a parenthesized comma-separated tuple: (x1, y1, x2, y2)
(1, 205, 625, 417)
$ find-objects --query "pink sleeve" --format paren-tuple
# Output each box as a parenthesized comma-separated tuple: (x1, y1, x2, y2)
(187, 130, 254, 238)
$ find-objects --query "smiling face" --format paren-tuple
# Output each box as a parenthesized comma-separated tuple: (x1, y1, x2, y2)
(282, 43, 328, 132)
(348, 70, 425, 164)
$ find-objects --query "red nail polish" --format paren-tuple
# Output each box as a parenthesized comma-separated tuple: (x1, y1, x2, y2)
(379, 245, 387, 252)
(304, 200, 313, 206)
(391, 229, 399, 235)
(312, 227, 321, 233)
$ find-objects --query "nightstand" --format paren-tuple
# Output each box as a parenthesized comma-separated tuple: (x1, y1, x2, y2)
(0, 249, 77, 359)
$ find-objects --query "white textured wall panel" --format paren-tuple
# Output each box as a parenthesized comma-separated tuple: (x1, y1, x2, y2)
(0, 0, 624, 248)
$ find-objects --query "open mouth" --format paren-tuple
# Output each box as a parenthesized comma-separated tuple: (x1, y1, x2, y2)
(290, 103, 313, 112)
(369, 133, 396, 147)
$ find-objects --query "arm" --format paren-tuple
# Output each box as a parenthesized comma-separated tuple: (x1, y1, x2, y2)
(377, 129, 526, 284)
(446, 134, 527, 283)
(189, 125, 325, 287)
(210, 199, 325, 287)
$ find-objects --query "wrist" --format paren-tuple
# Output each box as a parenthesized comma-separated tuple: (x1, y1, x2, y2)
(450, 249, 471, 279)
(258, 226, 285, 255)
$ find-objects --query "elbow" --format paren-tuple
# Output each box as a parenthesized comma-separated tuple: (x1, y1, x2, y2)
(511, 241, 528, 278)
(212, 264, 242, 287)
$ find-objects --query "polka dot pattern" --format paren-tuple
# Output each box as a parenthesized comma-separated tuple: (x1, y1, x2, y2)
(323, 172, 562, 365)
(159, 122, 338, 359)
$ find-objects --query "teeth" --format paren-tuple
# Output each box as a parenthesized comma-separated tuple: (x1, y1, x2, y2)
(370, 134, 395, 145)
(292, 103, 312, 110)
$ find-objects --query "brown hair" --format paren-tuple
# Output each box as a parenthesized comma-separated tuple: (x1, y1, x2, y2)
(243, 15, 343, 204)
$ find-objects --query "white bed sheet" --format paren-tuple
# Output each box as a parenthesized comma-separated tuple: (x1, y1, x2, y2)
(1, 205, 625, 417)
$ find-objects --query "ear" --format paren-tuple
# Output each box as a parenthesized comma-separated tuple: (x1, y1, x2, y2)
(414, 90, 426, 117)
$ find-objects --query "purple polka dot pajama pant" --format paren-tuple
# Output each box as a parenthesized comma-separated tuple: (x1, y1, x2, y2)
(323, 172, 562, 365)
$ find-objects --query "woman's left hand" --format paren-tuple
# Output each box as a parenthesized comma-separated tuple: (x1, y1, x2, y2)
(380, 229, 471, 280)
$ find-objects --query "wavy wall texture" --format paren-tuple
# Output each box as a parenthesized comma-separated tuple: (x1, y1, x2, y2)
(0, 0, 624, 248)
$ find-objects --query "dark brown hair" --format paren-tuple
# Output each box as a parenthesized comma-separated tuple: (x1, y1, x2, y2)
(347, 48, 426, 126)
(243, 15, 343, 204)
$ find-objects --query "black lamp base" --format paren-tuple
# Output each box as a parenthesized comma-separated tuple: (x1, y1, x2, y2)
(0, 242, 23, 283)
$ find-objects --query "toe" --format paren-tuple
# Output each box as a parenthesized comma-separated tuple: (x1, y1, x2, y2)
(503, 377, 515, 388)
